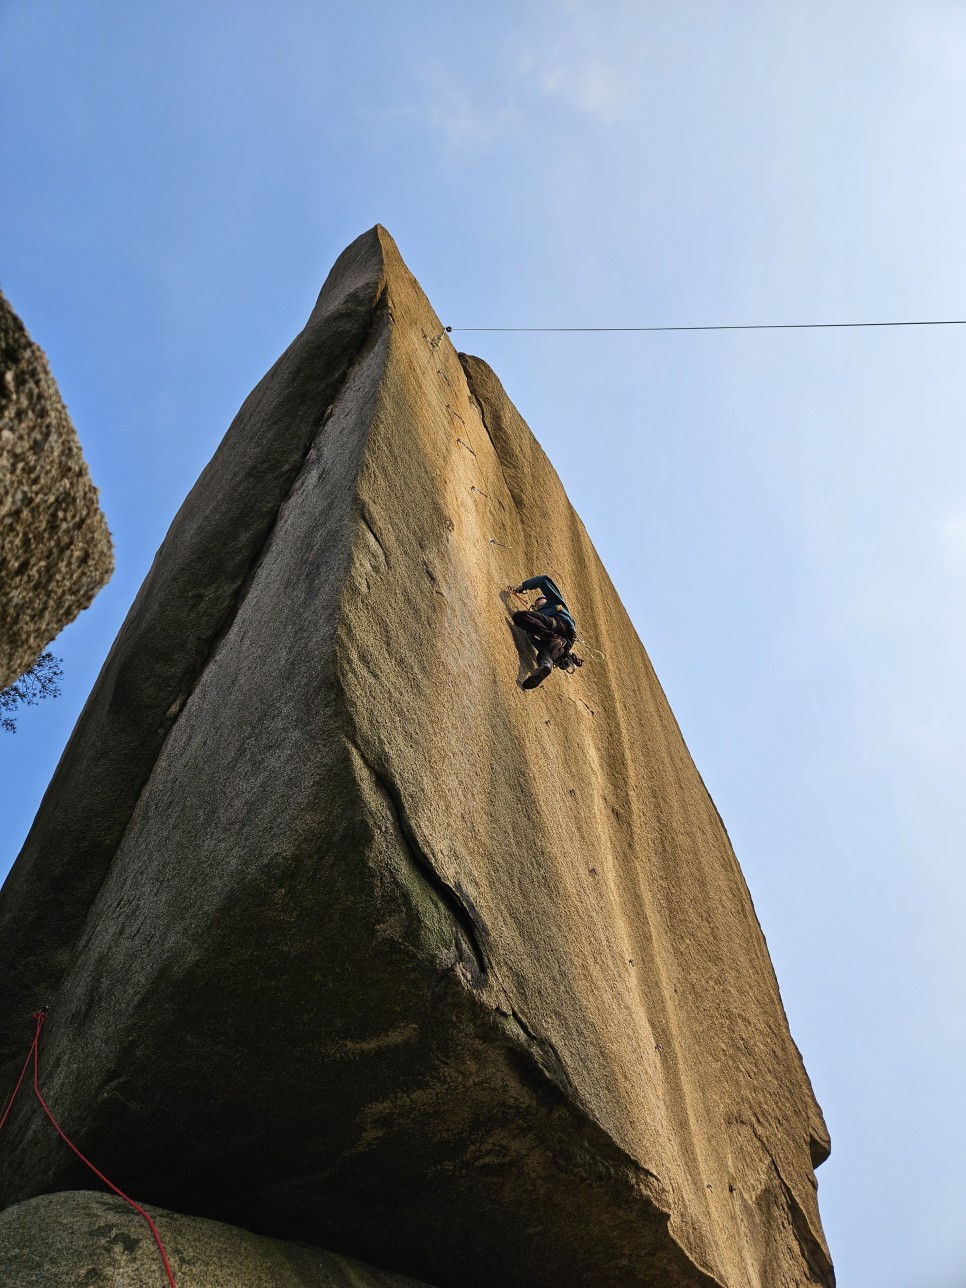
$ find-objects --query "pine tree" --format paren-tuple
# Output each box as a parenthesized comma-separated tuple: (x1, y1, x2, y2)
(0, 652, 63, 733)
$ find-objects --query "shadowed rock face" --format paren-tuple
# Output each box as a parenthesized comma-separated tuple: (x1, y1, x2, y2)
(0, 1193, 438, 1287)
(0, 228, 833, 1288)
(0, 291, 113, 687)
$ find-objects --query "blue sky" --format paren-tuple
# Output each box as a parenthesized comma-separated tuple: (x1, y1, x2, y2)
(3, 3, 966, 1284)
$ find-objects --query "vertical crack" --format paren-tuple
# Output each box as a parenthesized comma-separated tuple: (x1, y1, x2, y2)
(350, 739, 488, 988)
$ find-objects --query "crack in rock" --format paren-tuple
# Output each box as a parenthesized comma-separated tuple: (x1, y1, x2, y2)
(350, 740, 488, 988)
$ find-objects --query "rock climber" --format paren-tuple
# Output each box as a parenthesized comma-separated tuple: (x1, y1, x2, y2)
(508, 574, 582, 689)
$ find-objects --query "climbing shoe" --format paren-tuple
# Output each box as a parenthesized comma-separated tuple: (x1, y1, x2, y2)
(522, 663, 553, 689)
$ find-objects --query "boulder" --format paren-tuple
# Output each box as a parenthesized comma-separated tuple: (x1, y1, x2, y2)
(0, 290, 113, 688)
(0, 1192, 437, 1287)
(0, 227, 833, 1287)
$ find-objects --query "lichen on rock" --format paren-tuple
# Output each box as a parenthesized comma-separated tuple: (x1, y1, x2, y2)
(0, 291, 113, 688)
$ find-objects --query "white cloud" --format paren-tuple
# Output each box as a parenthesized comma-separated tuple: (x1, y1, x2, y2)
(427, 91, 517, 149)
(536, 54, 626, 125)
(940, 515, 966, 557)
(901, 3, 966, 79)
(367, 58, 519, 152)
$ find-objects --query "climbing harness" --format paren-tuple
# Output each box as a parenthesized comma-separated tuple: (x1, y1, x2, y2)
(0, 1009, 179, 1288)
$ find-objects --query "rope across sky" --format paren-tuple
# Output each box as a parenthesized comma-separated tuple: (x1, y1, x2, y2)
(445, 319, 966, 334)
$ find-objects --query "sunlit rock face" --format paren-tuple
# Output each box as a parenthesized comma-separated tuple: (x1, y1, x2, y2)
(0, 290, 113, 687)
(0, 228, 832, 1288)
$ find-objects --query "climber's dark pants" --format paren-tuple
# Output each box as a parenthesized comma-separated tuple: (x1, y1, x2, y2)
(512, 610, 569, 668)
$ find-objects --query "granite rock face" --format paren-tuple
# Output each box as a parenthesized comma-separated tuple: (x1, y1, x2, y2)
(0, 228, 833, 1288)
(0, 1193, 437, 1287)
(0, 291, 113, 687)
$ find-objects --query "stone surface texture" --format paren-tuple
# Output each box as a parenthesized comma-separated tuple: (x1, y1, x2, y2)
(0, 1192, 437, 1287)
(0, 228, 833, 1288)
(0, 290, 113, 687)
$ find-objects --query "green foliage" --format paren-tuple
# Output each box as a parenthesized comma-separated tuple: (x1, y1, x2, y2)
(0, 652, 63, 733)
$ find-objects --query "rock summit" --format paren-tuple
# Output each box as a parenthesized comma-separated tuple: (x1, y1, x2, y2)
(0, 228, 832, 1287)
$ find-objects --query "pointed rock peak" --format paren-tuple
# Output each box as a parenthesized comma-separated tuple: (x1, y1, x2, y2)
(304, 224, 433, 331)
(0, 230, 833, 1288)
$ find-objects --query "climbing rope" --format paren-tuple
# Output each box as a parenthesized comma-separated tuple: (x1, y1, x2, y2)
(574, 634, 605, 662)
(0, 1010, 179, 1288)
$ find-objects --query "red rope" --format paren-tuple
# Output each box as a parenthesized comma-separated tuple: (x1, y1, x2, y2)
(0, 1010, 178, 1288)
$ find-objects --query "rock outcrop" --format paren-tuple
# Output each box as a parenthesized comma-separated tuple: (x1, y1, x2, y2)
(0, 1193, 437, 1287)
(0, 227, 833, 1288)
(0, 290, 113, 687)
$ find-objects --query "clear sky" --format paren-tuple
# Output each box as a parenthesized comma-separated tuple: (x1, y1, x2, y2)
(3, 3, 965, 1285)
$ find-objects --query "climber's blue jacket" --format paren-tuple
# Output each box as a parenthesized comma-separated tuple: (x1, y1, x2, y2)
(517, 575, 576, 635)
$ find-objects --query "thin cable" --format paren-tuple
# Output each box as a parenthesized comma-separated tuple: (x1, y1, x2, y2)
(446, 319, 966, 334)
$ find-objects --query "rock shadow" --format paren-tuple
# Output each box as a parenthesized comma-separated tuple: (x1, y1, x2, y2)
(499, 590, 536, 687)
